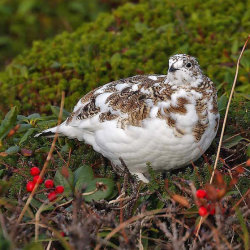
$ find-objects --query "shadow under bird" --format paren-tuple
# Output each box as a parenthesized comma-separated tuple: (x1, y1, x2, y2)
(35, 54, 220, 183)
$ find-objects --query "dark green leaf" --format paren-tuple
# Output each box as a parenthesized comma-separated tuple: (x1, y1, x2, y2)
(54, 167, 74, 196)
(19, 128, 38, 145)
(74, 165, 94, 191)
(17, 115, 28, 122)
(0, 107, 17, 140)
(30, 194, 53, 211)
(222, 135, 244, 149)
(17, 124, 32, 133)
(27, 113, 41, 120)
(218, 95, 228, 113)
(83, 178, 115, 202)
(5, 146, 20, 155)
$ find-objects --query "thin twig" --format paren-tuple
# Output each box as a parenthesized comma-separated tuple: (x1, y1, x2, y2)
(35, 196, 63, 241)
(94, 208, 171, 250)
(231, 189, 250, 211)
(46, 240, 52, 250)
(227, 169, 247, 206)
(35, 202, 47, 241)
(17, 91, 65, 224)
(210, 35, 249, 184)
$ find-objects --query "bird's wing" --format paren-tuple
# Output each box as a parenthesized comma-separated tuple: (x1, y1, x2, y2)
(65, 75, 167, 128)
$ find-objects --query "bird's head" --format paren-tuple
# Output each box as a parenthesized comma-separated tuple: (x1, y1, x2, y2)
(166, 54, 204, 87)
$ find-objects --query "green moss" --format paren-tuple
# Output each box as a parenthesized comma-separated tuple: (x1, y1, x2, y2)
(0, 0, 249, 116)
(0, 0, 132, 69)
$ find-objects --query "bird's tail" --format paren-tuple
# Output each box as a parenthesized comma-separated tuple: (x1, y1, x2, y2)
(34, 126, 61, 138)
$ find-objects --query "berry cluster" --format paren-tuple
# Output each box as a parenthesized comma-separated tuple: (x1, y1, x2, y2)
(196, 189, 215, 217)
(26, 166, 64, 201)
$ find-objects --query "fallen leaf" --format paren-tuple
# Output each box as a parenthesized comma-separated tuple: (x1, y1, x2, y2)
(0, 152, 8, 157)
(172, 194, 190, 208)
(21, 148, 33, 156)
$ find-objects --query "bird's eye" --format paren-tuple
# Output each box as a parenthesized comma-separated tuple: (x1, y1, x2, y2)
(186, 63, 192, 68)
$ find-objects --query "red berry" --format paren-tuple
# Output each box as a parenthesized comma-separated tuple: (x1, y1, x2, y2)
(199, 206, 208, 217)
(246, 158, 250, 167)
(44, 179, 54, 188)
(207, 204, 215, 215)
(48, 191, 57, 201)
(55, 185, 64, 194)
(30, 167, 40, 176)
(210, 208, 215, 215)
(196, 189, 207, 199)
(60, 231, 65, 237)
(26, 181, 35, 192)
(33, 175, 43, 184)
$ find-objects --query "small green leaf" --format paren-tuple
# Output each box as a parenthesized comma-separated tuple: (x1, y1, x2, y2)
(27, 113, 41, 120)
(54, 167, 74, 196)
(83, 178, 115, 202)
(19, 128, 37, 145)
(74, 165, 94, 191)
(0, 107, 17, 140)
(222, 135, 244, 149)
(218, 95, 228, 113)
(17, 115, 28, 122)
(18, 124, 33, 133)
(30, 194, 53, 211)
(5, 146, 20, 155)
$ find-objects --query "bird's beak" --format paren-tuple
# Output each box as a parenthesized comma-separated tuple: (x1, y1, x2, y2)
(168, 65, 178, 72)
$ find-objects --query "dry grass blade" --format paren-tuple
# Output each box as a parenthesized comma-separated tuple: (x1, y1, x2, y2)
(16, 91, 65, 224)
(210, 35, 249, 184)
(35, 196, 64, 241)
(94, 208, 171, 250)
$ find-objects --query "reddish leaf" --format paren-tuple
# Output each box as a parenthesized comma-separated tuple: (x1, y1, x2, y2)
(21, 148, 33, 156)
(235, 166, 245, 174)
(61, 166, 69, 179)
(0, 152, 8, 157)
(172, 194, 190, 208)
(246, 158, 250, 167)
(215, 170, 225, 187)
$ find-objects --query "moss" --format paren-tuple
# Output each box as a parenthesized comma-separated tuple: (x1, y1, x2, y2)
(0, 0, 249, 116)
(0, 0, 133, 69)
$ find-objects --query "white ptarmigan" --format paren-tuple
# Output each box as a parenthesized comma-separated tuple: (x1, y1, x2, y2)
(36, 54, 219, 183)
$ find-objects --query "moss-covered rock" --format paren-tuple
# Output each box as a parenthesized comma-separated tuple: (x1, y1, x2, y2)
(0, 0, 249, 116)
